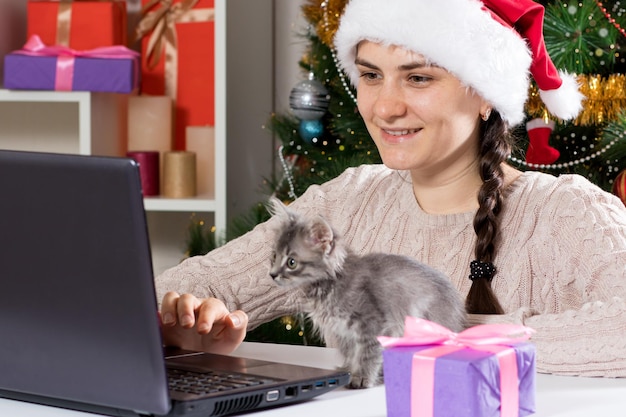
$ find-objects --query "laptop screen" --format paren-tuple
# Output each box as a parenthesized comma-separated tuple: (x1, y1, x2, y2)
(0, 150, 170, 415)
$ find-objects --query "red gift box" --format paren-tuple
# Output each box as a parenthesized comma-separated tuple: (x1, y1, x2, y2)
(136, 0, 215, 150)
(27, 0, 128, 50)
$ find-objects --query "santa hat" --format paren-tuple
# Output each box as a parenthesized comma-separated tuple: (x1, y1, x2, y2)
(334, 0, 585, 127)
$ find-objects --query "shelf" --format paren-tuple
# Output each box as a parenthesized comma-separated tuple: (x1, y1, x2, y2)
(0, 88, 128, 157)
(0, 89, 223, 275)
(143, 196, 217, 212)
(0, 89, 90, 102)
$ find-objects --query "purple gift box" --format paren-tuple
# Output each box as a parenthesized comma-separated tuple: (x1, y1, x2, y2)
(3, 53, 138, 94)
(382, 342, 536, 417)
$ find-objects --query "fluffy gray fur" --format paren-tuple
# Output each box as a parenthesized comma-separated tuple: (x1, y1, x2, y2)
(267, 198, 467, 389)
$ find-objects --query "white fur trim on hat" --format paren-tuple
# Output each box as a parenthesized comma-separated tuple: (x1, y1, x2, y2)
(334, 0, 533, 126)
(538, 71, 585, 121)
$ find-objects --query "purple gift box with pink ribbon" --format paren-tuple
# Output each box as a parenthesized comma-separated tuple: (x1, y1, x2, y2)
(379, 318, 536, 417)
(3, 35, 139, 93)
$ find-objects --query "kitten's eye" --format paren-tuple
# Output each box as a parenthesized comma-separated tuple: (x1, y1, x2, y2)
(287, 257, 298, 270)
(271, 252, 276, 264)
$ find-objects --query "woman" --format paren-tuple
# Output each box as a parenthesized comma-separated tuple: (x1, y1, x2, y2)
(156, 0, 626, 376)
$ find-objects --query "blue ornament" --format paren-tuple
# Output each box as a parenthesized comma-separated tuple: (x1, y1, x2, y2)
(298, 119, 325, 144)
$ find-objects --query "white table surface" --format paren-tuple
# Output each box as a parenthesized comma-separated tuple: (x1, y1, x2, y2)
(2, 342, 626, 416)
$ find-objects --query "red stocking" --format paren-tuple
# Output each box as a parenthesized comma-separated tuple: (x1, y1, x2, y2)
(525, 118, 559, 165)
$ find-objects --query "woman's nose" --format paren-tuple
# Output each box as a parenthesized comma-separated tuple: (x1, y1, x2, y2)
(373, 83, 407, 120)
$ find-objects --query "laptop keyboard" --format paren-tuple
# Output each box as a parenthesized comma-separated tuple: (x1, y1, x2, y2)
(167, 368, 280, 396)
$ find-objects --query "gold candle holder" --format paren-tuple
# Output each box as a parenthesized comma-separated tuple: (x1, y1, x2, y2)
(162, 151, 196, 198)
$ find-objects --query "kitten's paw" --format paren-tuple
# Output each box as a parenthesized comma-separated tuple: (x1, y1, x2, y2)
(346, 375, 379, 389)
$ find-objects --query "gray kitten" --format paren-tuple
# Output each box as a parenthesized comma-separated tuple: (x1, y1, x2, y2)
(267, 198, 467, 389)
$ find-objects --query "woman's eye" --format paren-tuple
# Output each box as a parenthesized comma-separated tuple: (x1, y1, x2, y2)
(359, 71, 380, 81)
(287, 257, 298, 269)
(408, 74, 430, 84)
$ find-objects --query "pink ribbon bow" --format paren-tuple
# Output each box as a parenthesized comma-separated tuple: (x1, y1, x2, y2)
(378, 317, 535, 417)
(14, 34, 139, 91)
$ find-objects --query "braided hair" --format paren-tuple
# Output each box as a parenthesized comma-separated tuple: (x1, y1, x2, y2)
(465, 111, 512, 315)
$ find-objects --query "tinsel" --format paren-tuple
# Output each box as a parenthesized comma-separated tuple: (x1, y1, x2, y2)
(527, 74, 626, 125)
(303, 0, 347, 48)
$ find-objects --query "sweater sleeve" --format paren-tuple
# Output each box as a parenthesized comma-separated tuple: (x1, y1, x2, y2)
(153, 214, 297, 330)
(153, 166, 379, 329)
(471, 176, 626, 377)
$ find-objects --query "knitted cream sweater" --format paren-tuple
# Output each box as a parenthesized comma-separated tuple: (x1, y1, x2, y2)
(155, 165, 626, 377)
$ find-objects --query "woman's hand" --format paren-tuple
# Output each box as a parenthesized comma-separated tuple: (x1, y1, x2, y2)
(159, 291, 248, 355)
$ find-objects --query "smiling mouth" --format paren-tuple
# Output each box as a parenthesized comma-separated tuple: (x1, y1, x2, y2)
(383, 129, 419, 136)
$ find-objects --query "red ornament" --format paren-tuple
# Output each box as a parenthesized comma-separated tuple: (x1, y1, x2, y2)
(613, 170, 626, 205)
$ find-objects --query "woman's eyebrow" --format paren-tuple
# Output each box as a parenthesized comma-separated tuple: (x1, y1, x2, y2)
(354, 57, 433, 71)
(354, 57, 379, 69)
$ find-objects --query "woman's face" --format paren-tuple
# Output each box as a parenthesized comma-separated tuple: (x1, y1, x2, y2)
(355, 41, 490, 178)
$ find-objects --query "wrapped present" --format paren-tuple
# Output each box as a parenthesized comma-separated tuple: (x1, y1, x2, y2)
(378, 318, 536, 417)
(136, 0, 215, 150)
(27, 0, 127, 50)
(4, 35, 139, 93)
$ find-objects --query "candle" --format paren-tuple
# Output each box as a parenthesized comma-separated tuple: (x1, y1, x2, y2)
(126, 151, 160, 196)
(185, 126, 215, 198)
(127, 95, 173, 162)
(163, 151, 196, 198)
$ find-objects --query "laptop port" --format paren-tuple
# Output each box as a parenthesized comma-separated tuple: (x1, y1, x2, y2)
(266, 390, 280, 402)
(328, 379, 338, 387)
(314, 381, 326, 389)
(301, 384, 313, 392)
(285, 386, 297, 398)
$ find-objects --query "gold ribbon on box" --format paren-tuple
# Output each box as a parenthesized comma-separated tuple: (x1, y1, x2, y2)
(53, 0, 122, 46)
(56, 0, 73, 46)
(135, 0, 215, 100)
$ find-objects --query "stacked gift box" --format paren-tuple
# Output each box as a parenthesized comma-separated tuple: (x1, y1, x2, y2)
(3, 0, 217, 199)
(4, 0, 138, 94)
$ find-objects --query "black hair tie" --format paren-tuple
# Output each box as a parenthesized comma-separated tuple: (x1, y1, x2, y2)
(469, 260, 496, 282)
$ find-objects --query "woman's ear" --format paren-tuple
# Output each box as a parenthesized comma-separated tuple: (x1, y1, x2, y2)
(479, 99, 493, 122)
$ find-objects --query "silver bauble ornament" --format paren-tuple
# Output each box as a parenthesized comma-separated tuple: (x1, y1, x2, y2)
(289, 72, 330, 120)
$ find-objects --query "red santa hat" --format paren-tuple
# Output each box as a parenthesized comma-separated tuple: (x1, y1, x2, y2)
(334, 0, 585, 126)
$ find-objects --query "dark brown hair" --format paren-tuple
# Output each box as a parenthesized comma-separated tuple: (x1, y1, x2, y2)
(465, 111, 511, 315)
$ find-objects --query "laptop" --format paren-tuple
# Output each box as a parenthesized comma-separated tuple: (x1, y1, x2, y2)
(0, 149, 349, 417)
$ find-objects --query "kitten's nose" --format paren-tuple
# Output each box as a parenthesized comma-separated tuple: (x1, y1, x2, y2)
(269, 272, 278, 280)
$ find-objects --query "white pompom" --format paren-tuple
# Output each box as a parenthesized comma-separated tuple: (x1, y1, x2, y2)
(538, 71, 585, 121)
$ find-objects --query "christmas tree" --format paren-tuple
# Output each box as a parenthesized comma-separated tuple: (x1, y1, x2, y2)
(192, 0, 626, 344)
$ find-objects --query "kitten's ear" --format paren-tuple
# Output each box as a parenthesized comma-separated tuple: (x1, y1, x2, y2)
(266, 196, 290, 218)
(307, 217, 335, 255)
